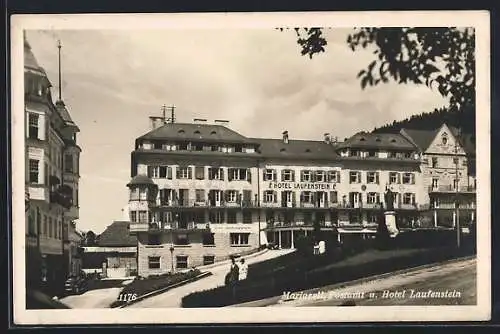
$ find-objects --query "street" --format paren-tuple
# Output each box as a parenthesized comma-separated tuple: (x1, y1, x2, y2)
(127, 249, 293, 308)
(271, 257, 476, 307)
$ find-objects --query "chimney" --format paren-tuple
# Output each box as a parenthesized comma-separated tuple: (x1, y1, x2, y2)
(149, 116, 165, 130)
(332, 136, 338, 144)
(324, 133, 331, 144)
(214, 119, 230, 126)
(193, 118, 207, 124)
(282, 130, 289, 144)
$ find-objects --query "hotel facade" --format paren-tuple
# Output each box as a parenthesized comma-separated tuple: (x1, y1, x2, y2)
(127, 114, 476, 277)
(24, 36, 81, 294)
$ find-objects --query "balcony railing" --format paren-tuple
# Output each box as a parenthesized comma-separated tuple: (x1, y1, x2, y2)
(129, 221, 211, 233)
(428, 185, 476, 193)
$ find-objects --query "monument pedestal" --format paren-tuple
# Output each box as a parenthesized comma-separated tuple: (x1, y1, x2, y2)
(384, 211, 399, 237)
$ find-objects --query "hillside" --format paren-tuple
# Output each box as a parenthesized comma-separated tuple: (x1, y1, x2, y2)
(372, 106, 475, 135)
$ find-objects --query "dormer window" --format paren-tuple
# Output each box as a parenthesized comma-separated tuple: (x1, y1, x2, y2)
(375, 137, 381, 142)
(390, 138, 397, 143)
(442, 135, 448, 145)
(178, 129, 185, 134)
(280, 148, 286, 152)
(194, 130, 201, 135)
(305, 149, 311, 153)
(359, 137, 366, 142)
(210, 131, 217, 135)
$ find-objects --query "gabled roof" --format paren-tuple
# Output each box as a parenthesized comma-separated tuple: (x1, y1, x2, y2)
(401, 125, 475, 155)
(251, 138, 339, 161)
(97, 221, 137, 247)
(400, 128, 438, 151)
(137, 123, 257, 144)
(336, 132, 416, 150)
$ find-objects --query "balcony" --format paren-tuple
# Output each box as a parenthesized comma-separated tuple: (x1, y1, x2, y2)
(428, 185, 476, 193)
(129, 221, 211, 234)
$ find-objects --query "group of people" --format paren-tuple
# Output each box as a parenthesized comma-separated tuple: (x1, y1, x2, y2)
(224, 257, 248, 285)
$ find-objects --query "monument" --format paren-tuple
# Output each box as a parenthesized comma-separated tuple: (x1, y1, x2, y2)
(383, 186, 399, 237)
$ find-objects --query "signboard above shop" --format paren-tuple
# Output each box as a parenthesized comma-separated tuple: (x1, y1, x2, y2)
(267, 182, 336, 190)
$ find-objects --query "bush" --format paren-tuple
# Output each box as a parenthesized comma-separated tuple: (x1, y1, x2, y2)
(111, 269, 202, 308)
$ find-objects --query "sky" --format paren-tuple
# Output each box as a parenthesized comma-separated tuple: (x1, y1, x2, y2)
(25, 28, 449, 234)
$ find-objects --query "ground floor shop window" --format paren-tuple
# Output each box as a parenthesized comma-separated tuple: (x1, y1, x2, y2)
(148, 256, 161, 269)
(176, 255, 188, 269)
(230, 233, 249, 246)
(174, 233, 190, 245)
(202, 232, 215, 246)
(203, 255, 215, 265)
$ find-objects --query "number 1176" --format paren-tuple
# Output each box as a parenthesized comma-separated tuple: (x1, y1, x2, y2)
(118, 293, 137, 302)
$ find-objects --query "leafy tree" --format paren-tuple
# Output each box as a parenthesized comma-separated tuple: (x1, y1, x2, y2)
(84, 230, 97, 246)
(290, 27, 475, 111)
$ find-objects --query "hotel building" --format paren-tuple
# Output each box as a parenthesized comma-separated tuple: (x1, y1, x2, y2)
(24, 36, 81, 294)
(127, 112, 475, 277)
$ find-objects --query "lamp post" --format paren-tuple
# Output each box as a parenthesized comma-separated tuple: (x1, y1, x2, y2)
(169, 245, 174, 273)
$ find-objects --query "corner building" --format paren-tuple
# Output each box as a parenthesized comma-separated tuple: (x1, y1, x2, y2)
(127, 118, 446, 277)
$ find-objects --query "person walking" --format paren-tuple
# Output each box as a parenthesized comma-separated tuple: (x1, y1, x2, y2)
(225, 257, 239, 286)
(238, 258, 248, 281)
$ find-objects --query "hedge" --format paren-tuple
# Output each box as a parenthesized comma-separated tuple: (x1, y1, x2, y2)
(110, 269, 201, 308)
(182, 231, 475, 308)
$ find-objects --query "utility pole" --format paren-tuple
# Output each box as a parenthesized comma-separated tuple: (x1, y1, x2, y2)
(455, 128, 461, 248)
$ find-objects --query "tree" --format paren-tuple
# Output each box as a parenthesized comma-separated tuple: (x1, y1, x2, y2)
(291, 27, 475, 111)
(84, 230, 97, 246)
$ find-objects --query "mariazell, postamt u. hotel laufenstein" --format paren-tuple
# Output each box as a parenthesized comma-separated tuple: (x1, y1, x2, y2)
(126, 109, 476, 277)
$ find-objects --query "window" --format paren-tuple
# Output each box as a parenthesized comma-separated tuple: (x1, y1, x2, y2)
(442, 136, 448, 145)
(28, 113, 39, 139)
(203, 255, 215, 265)
(328, 171, 340, 183)
(264, 169, 277, 181)
(148, 234, 161, 245)
(28, 212, 35, 235)
(29, 159, 39, 183)
(64, 154, 73, 173)
(159, 166, 172, 179)
(48, 217, 53, 238)
(176, 256, 188, 269)
(403, 193, 416, 205)
(453, 157, 459, 165)
(44, 163, 49, 185)
(174, 233, 190, 245)
(235, 145, 243, 153)
(202, 233, 215, 246)
(329, 191, 338, 203)
(227, 211, 237, 224)
(43, 215, 47, 236)
(263, 190, 276, 203)
(211, 145, 218, 152)
(148, 256, 161, 269)
(431, 178, 439, 189)
(243, 211, 252, 224)
(177, 166, 192, 179)
(139, 188, 148, 200)
(300, 170, 312, 182)
(208, 167, 224, 180)
(367, 172, 379, 184)
(453, 179, 459, 189)
(225, 190, 238, 203)
(195, 166, 205, 180)
(303, 212, 312, 225)
(389, 172, 400, 184)
(367, 150, 377, 157)
(367, 192, 380, 204)
(209, 210, 224, 224)
(230, 233, 250, 246)
(266, 210, 275, 224)
(138, 211, 148, 223)
(194, 211, 205, 225)
(431, 157, 438, 168)
(195, 189, 206, 203)
(368, 213, 378, 224)
(315, 170, 326, 182)
(402, 173, 415, 184)
(228, 168, 250, 181)
(349, 171, 361, 184)
(300, 191, 313, 203)
(130, 211, 137, 223)
(194, 144, 203, 151)
(281, 169, 294, 182)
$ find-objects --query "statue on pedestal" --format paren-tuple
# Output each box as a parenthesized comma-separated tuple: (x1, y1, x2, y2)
(384, 186, 395, 211)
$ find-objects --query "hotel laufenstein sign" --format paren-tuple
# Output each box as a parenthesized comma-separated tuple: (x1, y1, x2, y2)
(268, 182, 336, 190)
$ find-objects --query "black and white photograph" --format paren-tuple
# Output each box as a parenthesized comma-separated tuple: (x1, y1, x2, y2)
(11, 11, 490, 324)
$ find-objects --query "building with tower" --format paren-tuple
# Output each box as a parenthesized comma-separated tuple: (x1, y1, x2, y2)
(24, 35, 81, 296)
